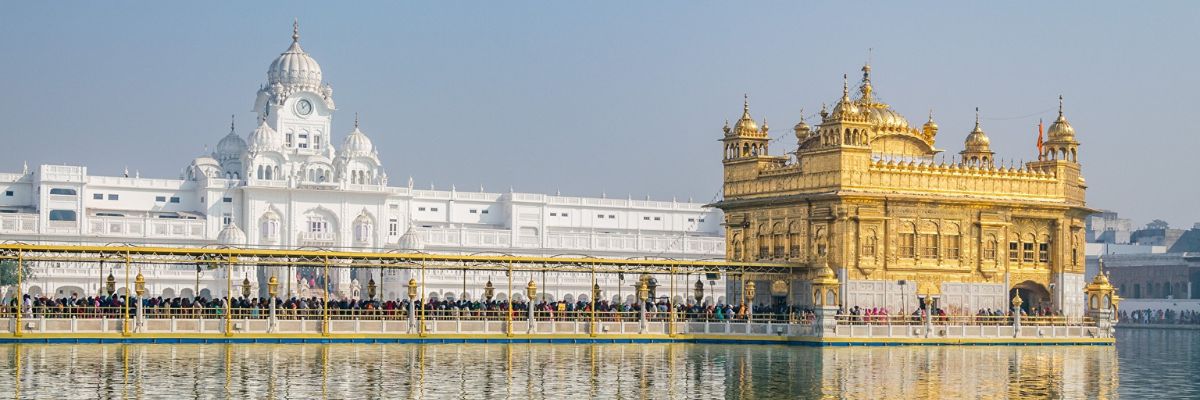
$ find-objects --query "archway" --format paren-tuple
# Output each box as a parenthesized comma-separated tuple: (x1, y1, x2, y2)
(1010, 280, 1051, 314)
(55, 285, 86, 299)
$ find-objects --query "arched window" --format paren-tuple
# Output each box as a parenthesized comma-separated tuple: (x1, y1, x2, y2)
(943, 224, 960, 259)
(260, 213, 280, 242)
(899, 223, 916, 258)
(983, 235, 998, 260)
(919, 222, 939, 259)
(354, 216, 373, 244)
(814, 227, 828, 257)
(862, 230, 877, 258)
(788, 223, 802, 258)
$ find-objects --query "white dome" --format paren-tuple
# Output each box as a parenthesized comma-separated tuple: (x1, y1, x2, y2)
(341, 127, 374, 156)
(247, 120, 282, 153)
(216, 222, 247, 246)
(395, 225, 424, 250)
(267, 23, 322, 89)
(216, 131, 247, 161)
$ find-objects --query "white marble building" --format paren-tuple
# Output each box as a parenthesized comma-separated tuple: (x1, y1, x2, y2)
(0, 23, 726, 304)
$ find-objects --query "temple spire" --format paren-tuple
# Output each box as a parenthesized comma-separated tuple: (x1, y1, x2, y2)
(1057, 94, 1064, 118)
(354, 112, 360, 130)
(229, 114, 236, 134)
(292, 19, 300, 43)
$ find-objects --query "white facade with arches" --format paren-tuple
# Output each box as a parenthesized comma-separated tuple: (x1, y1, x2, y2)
(0, 24, 726, 303)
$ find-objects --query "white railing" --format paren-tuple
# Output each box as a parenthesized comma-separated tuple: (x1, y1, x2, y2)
(148, 219, 206, 239)
(0, 213, 37, 234)
(299, 231, 337, 243)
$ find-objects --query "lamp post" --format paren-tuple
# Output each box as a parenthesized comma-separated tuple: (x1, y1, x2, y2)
(637, 280, 649, 334)
(745, 281, 756, 322)
(367, 278, 377, 301)
(407, 278, 418, 334)
(134, 271, 146, 333)
(526, 279, 537, 333)
(241, 275, 251, 299)
(591, 281, 601, 337)
(484, 279, 495, 304)
(267, 275, 279, 333)
(693, 277, 705, 305)
(1011, 292, 1024, 337)
(923, 293, 934, 338)
(106, 272, 116, 297)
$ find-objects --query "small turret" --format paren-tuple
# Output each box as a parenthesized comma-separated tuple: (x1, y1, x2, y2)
(960, 107, 994, 167)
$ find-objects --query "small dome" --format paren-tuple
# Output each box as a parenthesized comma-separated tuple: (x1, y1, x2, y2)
(1046, 96, 1076, 141)
(267, 22, 323, 89)
(216, 131, 247, 162)
(396, 225, 424, 250)
(732, 98, 760, 136)
(247, 120, 282, 153)
(216, 222, 247, 246)
(965, 126, 991, 150)
(340, 115, 374, 156)
(830, 99, 859, 117)
(191, 156, 221, 168)
(793, 117, 811, 139)
(1047, 114, 1075, 141)
(922, 110, 939, 132)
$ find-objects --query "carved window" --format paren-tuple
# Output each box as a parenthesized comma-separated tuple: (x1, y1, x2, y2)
(1022, 242, 1035, 263)
(944, 225, 960, 259)
(773, 234, 785, 258)
(862, 234, 877, 257)
(920, 234, 939, 258)
(789, 232, 801, 258)
(1008, 242, 1019, 262)
(1038, 243, 1050, 263)
(758, 235, 769, 259)
(983, 237, 997, 260)
(900, 233, 916, 258)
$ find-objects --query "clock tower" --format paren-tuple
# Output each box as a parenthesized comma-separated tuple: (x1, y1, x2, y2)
(252, 20, 338, 181)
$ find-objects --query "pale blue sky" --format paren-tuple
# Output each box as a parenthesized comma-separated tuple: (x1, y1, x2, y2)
(1, 2, 1197, 227)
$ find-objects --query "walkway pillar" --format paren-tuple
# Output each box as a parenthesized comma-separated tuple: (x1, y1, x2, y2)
(810, 262, 840, 337)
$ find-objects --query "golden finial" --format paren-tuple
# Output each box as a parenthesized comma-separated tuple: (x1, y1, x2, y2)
(928, 109, 934, 122)
(292, 18, 300, 43)
(842, 74, 849, 97)
(974, 107, 981, 130)
(1057, 94, 1064, 118)
(743, 93, 749, 112)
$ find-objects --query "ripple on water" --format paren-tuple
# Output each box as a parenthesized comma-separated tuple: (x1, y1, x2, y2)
(0, 333, 1190, 399)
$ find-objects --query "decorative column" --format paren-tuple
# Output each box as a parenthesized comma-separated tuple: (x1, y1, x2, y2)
(810, 262, 840, 336)
(134, 272, 146, 333)
(407, 278, 418, 334)
(1011, 293, 1023, 337)
(924, 294, 934, 338)
(637, 280, 649, 334)
(1084, 262, 1117, 338)
(526, 279, 537, 334)
(267, 275, 279, 333)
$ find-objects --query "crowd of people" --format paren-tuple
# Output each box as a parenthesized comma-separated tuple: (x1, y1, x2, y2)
(1120, 309, 1200, 325)
(5, 293, 818, 323)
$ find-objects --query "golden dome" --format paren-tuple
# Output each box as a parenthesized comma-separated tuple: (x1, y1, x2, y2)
(922, 110, 938, 132)
(1046, 96, 1076, 141)
(793, 111, 811, 139)
(862, 106, 910, 131)
(964, 108, 992, 152)
(732, 95, 762, 136)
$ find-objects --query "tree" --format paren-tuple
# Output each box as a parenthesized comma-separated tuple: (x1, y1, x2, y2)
(0, 260, 35, 287)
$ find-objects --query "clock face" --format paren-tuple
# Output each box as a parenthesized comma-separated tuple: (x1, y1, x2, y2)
(296, 99, 313, 116)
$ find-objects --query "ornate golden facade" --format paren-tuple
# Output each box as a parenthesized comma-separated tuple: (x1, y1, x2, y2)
(715, 64, 1092, 316)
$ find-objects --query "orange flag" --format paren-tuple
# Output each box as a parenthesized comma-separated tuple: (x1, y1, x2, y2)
(1036, 118, 1045, 160)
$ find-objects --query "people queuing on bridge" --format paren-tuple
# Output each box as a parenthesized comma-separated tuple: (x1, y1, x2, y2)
(1120, 309, 1200, 325)
(6, 293, 820, 323)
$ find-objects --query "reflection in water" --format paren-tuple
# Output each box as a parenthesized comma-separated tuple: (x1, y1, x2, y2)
(0, 341, 1124, 399)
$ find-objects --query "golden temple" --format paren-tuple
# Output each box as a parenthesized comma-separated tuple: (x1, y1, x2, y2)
(715, 63, 1091, 317)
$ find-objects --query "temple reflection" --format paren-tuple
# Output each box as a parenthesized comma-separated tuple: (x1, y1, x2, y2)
(0, 343, 1117, 399)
